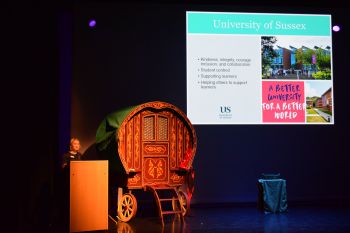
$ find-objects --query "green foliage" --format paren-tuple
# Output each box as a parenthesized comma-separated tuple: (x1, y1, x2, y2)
(296, 47, 331, 74)
(315, 48, 331, 70)
(312, 69, 331, 80)
(296, 48, 314, 65)
(306, 96, 319, 101)
(261, 36, 277, 76)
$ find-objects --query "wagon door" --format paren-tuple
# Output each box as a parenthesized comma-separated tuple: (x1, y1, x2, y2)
(142, 111, 170, 186)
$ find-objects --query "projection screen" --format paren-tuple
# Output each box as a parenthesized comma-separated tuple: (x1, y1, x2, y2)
(186, 11, 333, 124)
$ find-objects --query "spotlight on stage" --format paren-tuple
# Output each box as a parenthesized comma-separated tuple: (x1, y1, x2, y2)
(89, 20, 96, 28)
(332, 25, 340, 32)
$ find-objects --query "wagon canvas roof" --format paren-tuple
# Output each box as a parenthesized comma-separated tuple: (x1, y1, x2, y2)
(96, 105, 139, 151)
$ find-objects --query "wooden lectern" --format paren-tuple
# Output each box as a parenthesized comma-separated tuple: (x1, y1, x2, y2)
(70, 161, 108, 232)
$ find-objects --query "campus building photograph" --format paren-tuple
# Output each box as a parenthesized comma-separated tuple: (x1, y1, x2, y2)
(262, 36, 332, 80)
(305, 81, 333, 123)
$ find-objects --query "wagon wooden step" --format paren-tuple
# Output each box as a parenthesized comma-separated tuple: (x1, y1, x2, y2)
(145, 185, 185, 226)
(159, 198, 179, 202)
(150, 186, 175, 190)
(162, 210, 183, 215)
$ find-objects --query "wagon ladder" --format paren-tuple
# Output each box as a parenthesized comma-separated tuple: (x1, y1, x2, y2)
(146, 185, 185, 226)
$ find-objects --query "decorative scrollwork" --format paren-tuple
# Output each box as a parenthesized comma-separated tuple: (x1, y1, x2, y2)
(128, 174, 141, 184)
(148, 160, 164, 178)
(145, 145, 166, 154)
(170, 173, 183, 183)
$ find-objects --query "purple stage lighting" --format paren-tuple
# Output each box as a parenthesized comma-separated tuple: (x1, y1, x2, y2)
(89, 20, 96, 28)
(332, 25, 340, 32)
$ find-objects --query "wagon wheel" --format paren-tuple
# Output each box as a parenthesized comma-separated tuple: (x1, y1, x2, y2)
(117, 193, 137, 222)
(172, 190, 190, 216)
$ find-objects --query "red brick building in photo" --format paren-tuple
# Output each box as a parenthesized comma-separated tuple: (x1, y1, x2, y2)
(321, 88, 332, 112)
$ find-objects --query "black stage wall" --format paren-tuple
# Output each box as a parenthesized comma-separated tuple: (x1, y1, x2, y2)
(9, 3, 60, 233)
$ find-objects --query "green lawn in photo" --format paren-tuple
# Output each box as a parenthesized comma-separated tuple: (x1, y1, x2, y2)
(307, 108, 318, 114)
(307, 116, 327, 123)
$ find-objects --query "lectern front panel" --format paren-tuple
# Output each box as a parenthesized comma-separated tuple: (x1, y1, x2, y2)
(70, 161, 108, 232)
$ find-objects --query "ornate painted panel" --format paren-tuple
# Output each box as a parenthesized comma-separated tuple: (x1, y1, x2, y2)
(118, 125, 126, 169)
(169, 171, 184, 185)
(143, 143, 169, 156)
(126, 119, 133, 169)
(184, 129, 191, 152)
(133, 115, 141, 171)
(170, 114, 177, 169)
(177, 119, 184, 167)
(143, 158, 169, 184)
(128, 174, 142, 187)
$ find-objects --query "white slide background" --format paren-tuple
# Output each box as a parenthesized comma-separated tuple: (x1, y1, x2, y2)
(187, 34, 262, 124)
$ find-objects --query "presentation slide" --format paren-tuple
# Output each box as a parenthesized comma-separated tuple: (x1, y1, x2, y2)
(186, 12, 333, 124)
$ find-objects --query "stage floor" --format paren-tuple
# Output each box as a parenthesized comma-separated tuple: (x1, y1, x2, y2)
(50, 205, 350, 232)
(99, 205, 350, 233)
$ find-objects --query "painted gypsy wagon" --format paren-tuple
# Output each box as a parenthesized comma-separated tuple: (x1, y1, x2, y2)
(96, 101, 197, 224)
